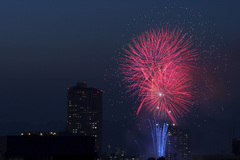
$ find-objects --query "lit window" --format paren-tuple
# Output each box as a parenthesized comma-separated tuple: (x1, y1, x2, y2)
(73, 129, 77, 133)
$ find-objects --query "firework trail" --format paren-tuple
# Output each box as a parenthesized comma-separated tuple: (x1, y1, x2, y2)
(121, 27, 198, 123)
(149, 119, 168, 158)
(133, 139, 143, 153)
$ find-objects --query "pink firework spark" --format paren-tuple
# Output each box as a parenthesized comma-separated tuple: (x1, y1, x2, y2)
(121, 28, 198, 123)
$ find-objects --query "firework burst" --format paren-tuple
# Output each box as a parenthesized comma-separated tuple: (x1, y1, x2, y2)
(121, 27, 198, 123)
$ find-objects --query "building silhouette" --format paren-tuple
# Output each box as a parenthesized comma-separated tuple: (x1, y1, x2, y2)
(0, 134, 95, 160)
(192, 155, 240, 160)
(166, 124, 191, 160)
(65, 82, 102, 155)
(191, 138, 240, 160)
(231, 138, 240, 155)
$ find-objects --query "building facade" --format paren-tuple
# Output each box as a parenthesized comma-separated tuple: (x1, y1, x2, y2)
(166, 125, 191, 160)
(66, 82, 102, 155)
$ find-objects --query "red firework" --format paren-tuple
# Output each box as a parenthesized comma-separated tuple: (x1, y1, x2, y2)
(121, 28, 198, 123)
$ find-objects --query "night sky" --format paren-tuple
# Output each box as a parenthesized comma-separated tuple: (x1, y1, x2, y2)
(0, 0, 240, 156)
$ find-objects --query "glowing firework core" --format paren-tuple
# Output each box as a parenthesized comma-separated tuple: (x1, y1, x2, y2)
(158, 93, 163, 97)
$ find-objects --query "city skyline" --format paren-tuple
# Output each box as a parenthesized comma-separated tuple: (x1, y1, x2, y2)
(0, 0, 239, 156)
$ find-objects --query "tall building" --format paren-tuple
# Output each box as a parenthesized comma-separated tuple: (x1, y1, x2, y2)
(166, 125, 191, 160)
(66, 82, 102, 155)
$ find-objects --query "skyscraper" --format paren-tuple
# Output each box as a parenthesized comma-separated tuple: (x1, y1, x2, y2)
(166, 125, 191, 160)
(66, 82, 102, 155)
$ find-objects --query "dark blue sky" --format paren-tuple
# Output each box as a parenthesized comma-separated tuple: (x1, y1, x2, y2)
(0, 0, 240, 155)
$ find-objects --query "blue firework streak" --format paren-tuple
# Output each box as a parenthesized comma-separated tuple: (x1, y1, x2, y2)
(149, 119, 168, 158)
